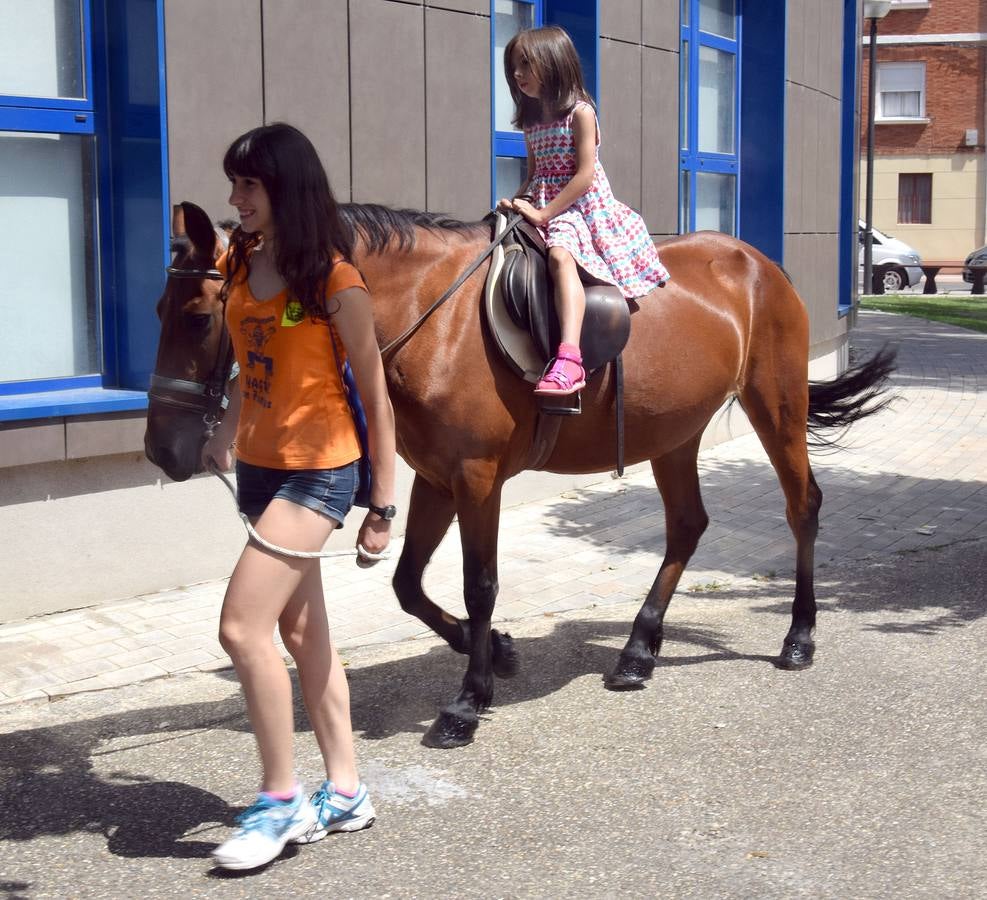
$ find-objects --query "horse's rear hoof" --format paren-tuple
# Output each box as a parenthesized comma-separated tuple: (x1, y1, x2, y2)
(603, 653, 655, 691)
(422, 710, 478, 749)
(775, 638, 815, 670)
(491, 630, 519, 679)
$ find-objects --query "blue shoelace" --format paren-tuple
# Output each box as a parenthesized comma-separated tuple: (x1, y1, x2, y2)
(235, 796, 291, 838)
(310, 785, 352, 824)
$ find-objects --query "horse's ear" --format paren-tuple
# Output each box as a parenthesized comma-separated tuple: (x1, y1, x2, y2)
(171, 204, 186, 238)
(181, 201, 219, 258)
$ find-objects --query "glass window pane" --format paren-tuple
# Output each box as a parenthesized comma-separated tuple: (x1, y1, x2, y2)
(496, 155, 527, 201)
(698, 45, 735, 154)
(494, 1, 535, 133)
(0, 132, 100, 381)
(680, 41, 689, 150)
(682, 0, 689, 26)
(699, 0, 736, 40)
(881, 91, 921, 118)
(0, 0, 85, 100)
(680, 170, 691, 233)
(695, 171, 736, 234)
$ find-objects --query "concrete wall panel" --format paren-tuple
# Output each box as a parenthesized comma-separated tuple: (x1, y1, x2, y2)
(802, 0, 820, 92)
(164, 0, 263, 223)
(600, 38, 643, 214)
(66, 414, 146, 460)
(820, 0, 844, 99)
(601, 0, 641, 44)
(425, 8, 491, 219)
(787, 0, 805, 86)
(642, 46, 679, 235)
(786, 5, 845, 352)
(0, 422, 63, 469)
(785, 82, 803, 233)
(643, 1, 679, 52)
(350, 0, 426, 208)
(426, 0, 485, 14)
(820, 97, 842, 229)
(262, 0, 352, 198)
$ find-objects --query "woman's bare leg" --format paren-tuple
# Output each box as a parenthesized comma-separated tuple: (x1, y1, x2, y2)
(218, 499, 336, 793)
(279, 565, 359, 792)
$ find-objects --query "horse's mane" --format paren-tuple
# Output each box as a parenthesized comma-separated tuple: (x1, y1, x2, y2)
(339, 203, 489, 254)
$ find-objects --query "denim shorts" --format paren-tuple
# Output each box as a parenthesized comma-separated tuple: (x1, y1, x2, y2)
(236, 459, 359, 526)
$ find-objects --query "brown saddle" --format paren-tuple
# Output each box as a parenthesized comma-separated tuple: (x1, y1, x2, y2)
(498, 219, 630, 375)
(482, 213, 631, 470)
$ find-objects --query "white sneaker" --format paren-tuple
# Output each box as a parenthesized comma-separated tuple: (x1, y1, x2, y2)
(292, 781, 376, 844)
(212, 791, 317, 871)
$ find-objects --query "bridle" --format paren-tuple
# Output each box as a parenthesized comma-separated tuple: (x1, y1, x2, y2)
(153, 260, 390, 562)
(148, 263, 233, 437)
(151, 213, 525, 435)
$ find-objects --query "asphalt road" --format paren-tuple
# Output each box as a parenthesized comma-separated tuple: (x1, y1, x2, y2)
(1, 535, 984, 899)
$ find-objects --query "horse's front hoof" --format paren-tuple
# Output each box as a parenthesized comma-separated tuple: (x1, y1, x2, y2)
(603, 652, 655, 691)
(491, 630, 519, 679)
(775, 638, 815, 670)
(422, 710, 479, 749)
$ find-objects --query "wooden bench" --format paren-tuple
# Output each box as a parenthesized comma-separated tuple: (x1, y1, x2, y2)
(916, 261, 987, 296)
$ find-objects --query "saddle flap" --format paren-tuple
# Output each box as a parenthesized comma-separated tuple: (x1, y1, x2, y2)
(483, 212, 632, 382)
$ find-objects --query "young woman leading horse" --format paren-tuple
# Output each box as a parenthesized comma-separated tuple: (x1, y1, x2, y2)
(146, 200, 893, 751)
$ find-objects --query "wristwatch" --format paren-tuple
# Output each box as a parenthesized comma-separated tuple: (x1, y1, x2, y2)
(368, 502, 397, 521)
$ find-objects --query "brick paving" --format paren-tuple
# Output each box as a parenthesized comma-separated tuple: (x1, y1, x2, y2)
(1, 310, 984, 707)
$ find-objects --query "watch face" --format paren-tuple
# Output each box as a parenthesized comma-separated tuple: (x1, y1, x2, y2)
(372, 504, 396, 520)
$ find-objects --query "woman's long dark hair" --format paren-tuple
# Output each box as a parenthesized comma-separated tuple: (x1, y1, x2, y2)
(504, 26, 594, 129)
(222, 122, 353, 321)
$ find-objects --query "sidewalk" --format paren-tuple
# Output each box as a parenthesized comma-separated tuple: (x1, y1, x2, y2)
(2, 309, 986, 707)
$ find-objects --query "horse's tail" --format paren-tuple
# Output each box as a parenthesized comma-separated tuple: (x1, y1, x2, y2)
(806, 343, 897, 450)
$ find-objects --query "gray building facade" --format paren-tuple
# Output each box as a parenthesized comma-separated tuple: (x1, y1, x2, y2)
(0, 0, 862, 620)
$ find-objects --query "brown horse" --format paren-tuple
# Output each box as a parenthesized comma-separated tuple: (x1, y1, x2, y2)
(145, 200, 893, 748)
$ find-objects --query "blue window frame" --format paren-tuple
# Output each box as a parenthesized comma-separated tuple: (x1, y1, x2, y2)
(679, 0, 741, 236)
(0, 0, 168, 423)
(837, 0, 859, 315)
(490, 1, 599, 207)
(491, 0, 543, 204)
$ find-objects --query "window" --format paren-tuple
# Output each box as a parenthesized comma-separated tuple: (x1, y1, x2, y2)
(877, 62, 926, 121)
(680, 0, 740, 235)
(0, 1, 100, 385)
(898, 173, 932, 224)
(489, 2, 599, 206)
(0, 0, 167, 422)
(491, 0, 541, 203)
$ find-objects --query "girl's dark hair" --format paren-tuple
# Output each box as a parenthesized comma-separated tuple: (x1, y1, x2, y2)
(504, 26, 594, 129)
(221, 122, 353, 321)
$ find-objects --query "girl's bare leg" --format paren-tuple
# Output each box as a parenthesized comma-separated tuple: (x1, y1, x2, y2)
(548, 246, 586, 346)
(218, 499, 336, 794)
(279, 566, 359, 792)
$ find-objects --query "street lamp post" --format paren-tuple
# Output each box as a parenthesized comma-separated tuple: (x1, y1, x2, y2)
(863, 0, 892, 295)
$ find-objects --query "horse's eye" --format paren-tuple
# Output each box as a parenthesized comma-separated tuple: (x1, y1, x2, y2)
(184, 312, 213, 332)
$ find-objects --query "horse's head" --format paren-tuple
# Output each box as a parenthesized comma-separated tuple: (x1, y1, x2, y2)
(144, 201, 232, 481)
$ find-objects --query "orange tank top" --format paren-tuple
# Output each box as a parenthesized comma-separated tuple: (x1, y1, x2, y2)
(218, 251, 367, 470)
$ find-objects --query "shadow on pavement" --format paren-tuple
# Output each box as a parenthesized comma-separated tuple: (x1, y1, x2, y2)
(2, 530, 984, 859)
(536, 458, 987, 628)
(0, 703, 239, 859)
(0, 612, 776, 859)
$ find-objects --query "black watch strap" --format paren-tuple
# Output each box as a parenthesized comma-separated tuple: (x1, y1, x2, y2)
(368, 503, 397, 520)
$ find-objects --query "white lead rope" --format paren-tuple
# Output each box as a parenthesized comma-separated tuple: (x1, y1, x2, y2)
(208, 463, 392, 562)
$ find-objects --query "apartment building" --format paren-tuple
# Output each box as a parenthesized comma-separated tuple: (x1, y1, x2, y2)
(861, 0, 987, 260)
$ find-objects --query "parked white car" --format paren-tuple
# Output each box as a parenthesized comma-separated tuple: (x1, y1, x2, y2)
(858, 221, 923, 291)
